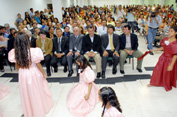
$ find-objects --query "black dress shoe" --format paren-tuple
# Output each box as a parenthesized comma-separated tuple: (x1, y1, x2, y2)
(63, 66, 67, 73)
(112, 68, 117, 74)
(47, 72, 51, 77)
(54, 67, 58, 73)
(68, 70, 73, 77)
(120, 70, 125, 74)
(149, 51, 154, 55)
(97, 72, 101, 78)
(102, 71, 106, 79)
(137, 68, 143, 73)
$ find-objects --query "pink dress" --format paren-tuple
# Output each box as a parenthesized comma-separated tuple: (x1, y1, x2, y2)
(103, 106, 123, 117)
(8, 48, 54, 117)
(67, 67, 99, 117)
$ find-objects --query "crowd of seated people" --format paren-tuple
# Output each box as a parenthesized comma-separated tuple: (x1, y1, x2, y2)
(0, 4, 176, 78)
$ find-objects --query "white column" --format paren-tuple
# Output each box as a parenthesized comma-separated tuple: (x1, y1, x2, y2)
(80, 0, 84, 7)
(74, 0, 77, 6)
(160, 0, 165, 6)
(52, 0, 62, 22)
(140, 0, 143, 5)
(70, 0, 74, 6)
(66, 0, 71, 7)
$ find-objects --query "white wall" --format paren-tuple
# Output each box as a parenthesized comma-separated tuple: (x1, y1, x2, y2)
(90, 0, 132, 6)
(0, 0, 52, 28)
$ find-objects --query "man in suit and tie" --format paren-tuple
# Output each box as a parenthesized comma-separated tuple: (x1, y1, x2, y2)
(119, 25, 143, 74)
(51, 28, 69, 73)
(36, 31, 53, 76)
(67, 27, 84, 77)
(25, 30, 36, 47)
(101, 24, 120, 78)
(82, 26, 102, 78)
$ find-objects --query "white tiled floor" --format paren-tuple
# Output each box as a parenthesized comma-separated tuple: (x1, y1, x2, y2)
(1, 35, 177, 117)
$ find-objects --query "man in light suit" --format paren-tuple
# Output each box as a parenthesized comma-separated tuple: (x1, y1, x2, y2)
(119, 25, 143, 74)
(101, 24, 120, 78)
(67, 27, 84, 77)
(82, 26, 102, 78)
(51, 28, 69, 73)
(36, 31, 53, 76)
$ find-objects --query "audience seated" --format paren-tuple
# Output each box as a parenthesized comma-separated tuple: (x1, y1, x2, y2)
(2, 4, 176, 77)
(67, 27, 83, 77)
(119, 25, 143, 74)
(101, 25, 120, 78)
(82, 26, 102, 78)
(51, 28, 69, 73)
(36, 31, 53, 76)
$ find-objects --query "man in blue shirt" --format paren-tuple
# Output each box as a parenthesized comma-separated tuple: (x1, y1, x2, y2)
(126, 9, 135, 33)
(0, 26, 9, 38)
(147, 11, 162, 55)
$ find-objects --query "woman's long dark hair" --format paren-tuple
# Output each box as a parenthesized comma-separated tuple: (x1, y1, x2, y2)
(100, 87, 122, 117)
(75, 55, 92, 72)
(14, 32, 32, 69)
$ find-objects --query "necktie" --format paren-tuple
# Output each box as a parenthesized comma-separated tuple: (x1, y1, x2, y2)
(110, 35, 114, 51)
(58, 38, 61, 52)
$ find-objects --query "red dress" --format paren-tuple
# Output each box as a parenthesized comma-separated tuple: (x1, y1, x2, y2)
(150, 37, 177, 91)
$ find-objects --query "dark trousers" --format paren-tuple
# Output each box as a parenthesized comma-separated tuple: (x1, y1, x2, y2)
(102, 50, 119, 72)
(67, 51, 79, 71)
(128, 21, 134, 33)
(0, 49, 7, 70)
(42, 54, 51, 73)
(51, 55, 67, 69)
(0, 54, 4, 70)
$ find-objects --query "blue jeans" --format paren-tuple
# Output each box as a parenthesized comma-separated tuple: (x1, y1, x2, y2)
(147, 28, 157, 50)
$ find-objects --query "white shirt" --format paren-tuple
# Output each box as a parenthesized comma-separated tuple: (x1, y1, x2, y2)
(117, 9, 125, 19)
(86, 35, 97, 54)
(125, 34, 131, 48)
(98, 26, 107, 36)
(138, 19, 145, 27)
(127, 12, 134, 22)
(29, 37, 32, 42)
(106, 34, 113, 50)
(29, 11, 35, 19)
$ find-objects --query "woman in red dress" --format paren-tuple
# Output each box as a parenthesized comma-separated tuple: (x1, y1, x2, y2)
(148, 27, 177, 91)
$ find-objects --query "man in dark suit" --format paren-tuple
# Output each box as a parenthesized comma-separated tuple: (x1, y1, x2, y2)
(8, 28, 16, 40)
(7, 31, 17, 52)
(51, 28, 69, 73)
(82, 26, 102, 78)
(63, 26, 71, 39)
(119, 25, 143, 74)
(25, 30, 36, 47)
(36, 31, 53, 76)
(67, 27, 84, 77)
(101, 25, 120, 78)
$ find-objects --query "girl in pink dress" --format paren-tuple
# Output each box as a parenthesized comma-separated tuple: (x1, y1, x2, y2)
(99, 87, 123, 117)
(67, 55, 99, 117)
(8, 32, 54, 117)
